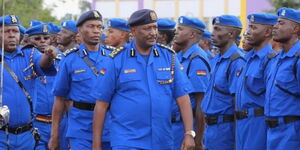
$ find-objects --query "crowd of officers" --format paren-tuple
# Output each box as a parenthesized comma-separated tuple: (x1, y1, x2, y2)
(0, 6, 299, 150)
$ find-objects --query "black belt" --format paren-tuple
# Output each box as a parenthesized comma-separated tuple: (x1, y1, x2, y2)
(235, 108, 264, 120)
(205, 115, 234, 125)
(265, 116, 300, 128)
(73, 101, 95, 111)
(0, 123, 32, 134)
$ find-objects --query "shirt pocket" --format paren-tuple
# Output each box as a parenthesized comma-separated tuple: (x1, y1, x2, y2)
(245, 72, 265, 96)
(71, 70, 94, 93)
(275, 73, 300, 96)
(119, 72, 142, 94)
(155, 70, 173, 95)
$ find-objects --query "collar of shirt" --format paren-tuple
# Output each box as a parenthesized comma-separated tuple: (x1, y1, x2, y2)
(252, 43, 273, 59)
(130, 40, 157, 65)
(1, 45, 24, 59)
(78, 43, 103, 62)
(177, 43, 199, 62)
(279, 40, 300, 58)
(218, 44, 239, 61)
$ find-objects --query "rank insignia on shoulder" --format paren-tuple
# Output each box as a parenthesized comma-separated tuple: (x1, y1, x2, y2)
(105, 45, 116, 51)
(124, 69, 136, 74)
(56, 54, 62, 60)
(74, 69, 86, 74)
(157, 43, 175, 53)
(109, 46, 125, 58)
(197, 70, 206, 76)
(63, 47, 79, 56)
(100, 69, 106, 75)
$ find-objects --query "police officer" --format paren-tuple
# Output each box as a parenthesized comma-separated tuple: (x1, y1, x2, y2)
(57, 20, 78, 52)
(241, 32, 253, 53)
(49, 10, 113, 150)
(48, 22, 61, 47)
(201, 15, 245, 150)
(265, 7, 300, 149)
(173, 16, 210, 150)
(199, 30, 215, 59)
(235, 13, 278, 150)
(26, 23, 69, 150)
(157, 18, 176, 46)
(105, 18, 130, 48)
(92, 9, 195, 150)
(0, 15, 56, 149)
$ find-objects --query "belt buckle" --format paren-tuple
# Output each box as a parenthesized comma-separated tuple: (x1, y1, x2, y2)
(206, 116, 218, 125)
(14, 126, 22, 134)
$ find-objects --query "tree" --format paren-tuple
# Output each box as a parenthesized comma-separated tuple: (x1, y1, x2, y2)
(0, 0, 58, 28)
(269, 0, 300, 10)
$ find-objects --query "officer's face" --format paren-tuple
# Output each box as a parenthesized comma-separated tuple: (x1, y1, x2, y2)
(242, 38, 253, 52)
(0, 25, 20, 53)
(247, 23, 271, 46)
(131, 22, 158, 47)
(273, 18, 299, 43)
(29, 34, 51, 53)
(173, 25, 191, 45)
(211, 25, 231, 48)
(79, 20, 103, 45)
(57, 28, 76, 46)
(105, 27, 126, 47)
(157, 31, 167, 44)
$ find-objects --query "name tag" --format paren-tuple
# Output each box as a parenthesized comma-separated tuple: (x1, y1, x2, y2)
(74, 69, 86, 74)
(157, 67, 171, 71)
(124, 69, 136, 73)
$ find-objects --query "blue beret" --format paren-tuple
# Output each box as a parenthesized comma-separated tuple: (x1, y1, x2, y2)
(77, 10, 102, 27)
(128, 9, 157, 27)
(26, 23, 50, 36)
(202, 30, 211, 40)
(212, 15, 242, 28)
(247, 13, 278, 25)
(30, 20, 43, 27)
(48, 23, 61, 34)
(178, 16, 206, 31)
(277, 7, 300, 23)
(61, 20, 78, 33)
(157, 18, 176, 30)
(107, 18, 130, 31)
(19, 25, 26, 35)
(0, 15, 20, 26)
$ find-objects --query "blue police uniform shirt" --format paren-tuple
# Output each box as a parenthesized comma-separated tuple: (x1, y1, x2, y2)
(172, 43, 210, 118)
(92, 40, 192, 149)
(236, 44, 274, 111)
(52, 43, 110, 141)
(205, 49, 215, 60)
(202, 44, 245, 115)
(265, 40, 300, 117)
(1, 45, 50, 127)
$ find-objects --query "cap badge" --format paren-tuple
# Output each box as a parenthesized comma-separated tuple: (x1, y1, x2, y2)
(93, 11, 100, 18)
(250, 15, 255, 22)
(43, 24, 48, 33)
(11, 15, 17, 23)
(179, 17, 183, 24)
(150, 12, 157, 21)
(281, 9, 286, 16)
(215, 17, 220, 24)
(62, 22, 67, 27)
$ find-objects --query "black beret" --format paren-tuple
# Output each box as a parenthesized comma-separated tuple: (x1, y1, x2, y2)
(76, 10, 102, 27)
(128, 9, 157, 27)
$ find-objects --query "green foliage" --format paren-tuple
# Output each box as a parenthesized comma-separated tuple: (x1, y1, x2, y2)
(0, 0, 58, 28)
(269, 0, 300, 10)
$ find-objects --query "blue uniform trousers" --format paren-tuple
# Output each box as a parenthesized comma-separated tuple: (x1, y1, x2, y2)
(0, 130, 35, 150)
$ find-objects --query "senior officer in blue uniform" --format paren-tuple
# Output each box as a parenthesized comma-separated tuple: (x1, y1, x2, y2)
(157, 18, 176, 46)
(92, 9, 195, 150)
(265, 7, 300, 149)
(49, 10, 113, 150)
(25, 23, 69, 150)
(0, 15, 56, 150)
(201, 15, 245, 150)
(235, 13, 278, 150)
(172, 16, 210, 150)
(105, 18, 130, 48)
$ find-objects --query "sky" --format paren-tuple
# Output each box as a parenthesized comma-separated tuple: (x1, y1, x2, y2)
(43, 0, 92, 19)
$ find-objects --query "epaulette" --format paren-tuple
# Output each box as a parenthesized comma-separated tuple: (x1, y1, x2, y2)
(295, 51, 300, 57)
(63, 47, 79, 56)
(230, 53, 243, 61)
(267, 52, 277, 59)
(105, 45, 116, 51)
(157, 43, 175, 53)
(190, 53, 199, 60)
(189, 53, 211, 72)
(109, 46, 125, 58)
(56, 53, 62, 60)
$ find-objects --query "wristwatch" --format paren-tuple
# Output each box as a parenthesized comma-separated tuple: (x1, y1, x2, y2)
(185, 130, 196, 138)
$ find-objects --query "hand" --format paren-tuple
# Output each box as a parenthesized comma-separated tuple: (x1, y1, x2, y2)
(181, 135, 195, 150)
(44, 46, 57, 60)
(48, 136, 59, 150)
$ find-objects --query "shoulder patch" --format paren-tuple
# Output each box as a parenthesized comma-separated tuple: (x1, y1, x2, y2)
(267, 52, 277, 59)
(230, 53, 243, 61)
(63, 47, 79, 56)
(105, 45, 116, 51)
(157, 43, 175, 53)
(109, 46, 125, 58)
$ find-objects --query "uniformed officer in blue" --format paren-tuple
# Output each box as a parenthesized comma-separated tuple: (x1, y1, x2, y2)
(48, 22, 61, 47)
(265, 7, 300, 149)
(92, 9, 195, 150)
(199, 30, 215, 59)
(157, 18, 176, 46)
(49, 10, 113, 150)
(57, 20, 78, 52)
(201, 15, 245, 150)
(105, 18, 130, 48)
(172, 16, 210, 150)
(235, 13, 278, 150)
(0, 15, 57, 150)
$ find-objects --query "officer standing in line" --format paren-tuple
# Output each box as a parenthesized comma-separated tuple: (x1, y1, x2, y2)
(105, 18, 130, 48)
(199, 30, 215, 59)
(0, 15, 56, 149)
(57, 20, 78, 52)
(157, 18, 176, 46)
(172, 16, 210, 150)
(235, 13, 278, 150)
(201, 15, 245, 150)
(241, 32, 253, 53)
(92, 9, 195, 150)
(265, 7, 300, 149)
(48, 23, 61, 47)
(49, 10, 113, 150)
(25, 23, 69, 150)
